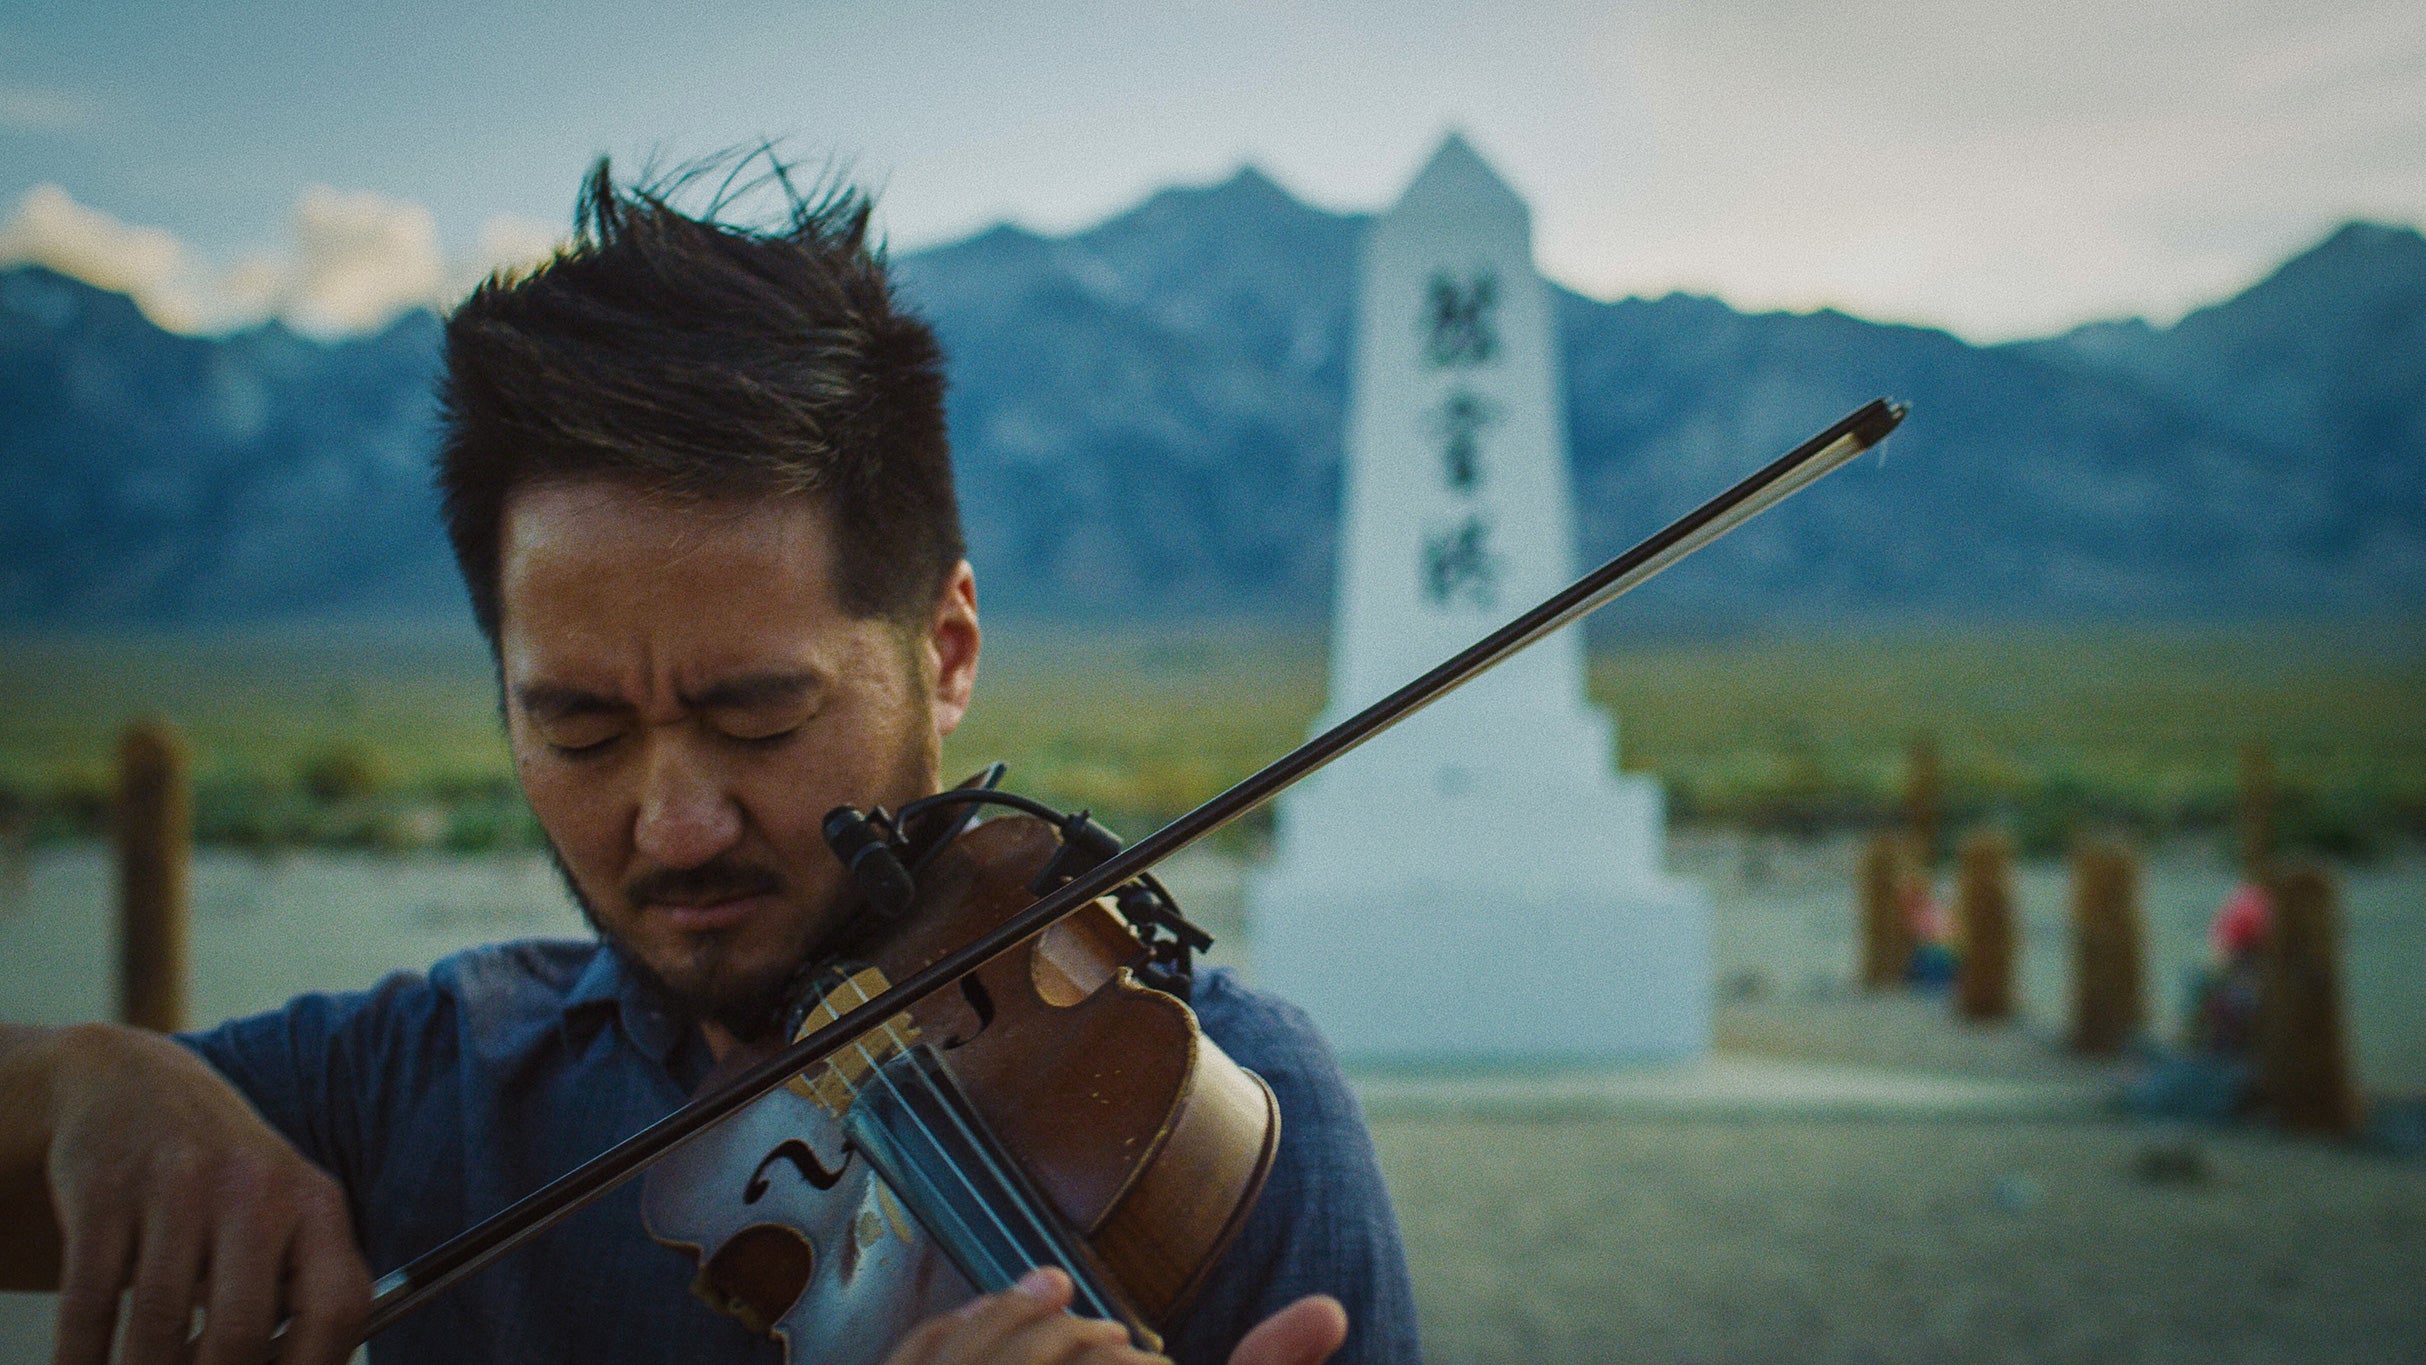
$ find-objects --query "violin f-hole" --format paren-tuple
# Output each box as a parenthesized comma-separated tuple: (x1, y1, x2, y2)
(942, 974, 994, 1049)
(695, 1223, 816, 1337)
(744, 1139, 851, 1202)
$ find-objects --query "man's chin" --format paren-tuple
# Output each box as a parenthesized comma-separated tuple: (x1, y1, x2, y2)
(610, 931, 801, 1038)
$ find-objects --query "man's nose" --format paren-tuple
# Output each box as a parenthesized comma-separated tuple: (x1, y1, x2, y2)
(632, 741, 744, 868)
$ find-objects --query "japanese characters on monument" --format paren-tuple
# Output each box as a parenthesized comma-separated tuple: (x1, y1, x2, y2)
(1250, 135, 1710, 1062)
(1420, 269, 1503, 610)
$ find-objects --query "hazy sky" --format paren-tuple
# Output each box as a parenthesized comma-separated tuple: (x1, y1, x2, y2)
(2, 0, 2419, 340)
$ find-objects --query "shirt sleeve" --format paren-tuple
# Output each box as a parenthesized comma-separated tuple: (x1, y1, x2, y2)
(173, 971, 439, 1217)
(1164, 970, 1422, 1365)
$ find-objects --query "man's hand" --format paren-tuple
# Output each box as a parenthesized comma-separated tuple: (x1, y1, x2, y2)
(882, 1268, 1347, 1365)
(0, 1023, 371, 1365)
(1227, 1295, 1349, 1365)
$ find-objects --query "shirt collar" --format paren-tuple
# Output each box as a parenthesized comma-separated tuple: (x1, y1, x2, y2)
(561, 941, 692, 1065)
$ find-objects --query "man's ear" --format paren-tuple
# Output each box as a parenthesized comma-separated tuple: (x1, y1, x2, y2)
(924, 561, 980, 737)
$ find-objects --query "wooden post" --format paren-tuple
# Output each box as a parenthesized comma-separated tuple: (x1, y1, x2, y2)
(116, 720, 190, 1033)
(1858, 831, 1912, 990)
(2261, 865, 2362, 1135)
(0, 784, 28, 909)
(1905, 735, 1942, 872)
(2068, 840, 2144, 1055)
(1953, 830, 2016, 1022)
(2239, 740, 2276, 882)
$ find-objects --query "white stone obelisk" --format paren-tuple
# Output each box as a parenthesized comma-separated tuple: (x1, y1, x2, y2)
(1249, 135, 1708, 1063)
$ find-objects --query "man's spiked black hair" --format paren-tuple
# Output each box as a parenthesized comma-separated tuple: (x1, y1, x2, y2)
(436, 148, 962, 644)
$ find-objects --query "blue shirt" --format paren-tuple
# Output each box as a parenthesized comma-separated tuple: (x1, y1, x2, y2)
(178, 942, 1421, 1364)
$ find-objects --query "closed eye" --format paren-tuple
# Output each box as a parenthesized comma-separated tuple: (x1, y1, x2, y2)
(537, 716, 631, 756)
(692, 673, 822, 746)
(708, 707, 814, 747)
(513, 683, 633, 755)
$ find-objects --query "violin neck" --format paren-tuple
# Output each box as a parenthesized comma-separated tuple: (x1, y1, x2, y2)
(845, 1045, 1159, 1350)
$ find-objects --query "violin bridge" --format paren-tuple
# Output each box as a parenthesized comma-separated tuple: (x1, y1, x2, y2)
(786, 965, 921, 1118)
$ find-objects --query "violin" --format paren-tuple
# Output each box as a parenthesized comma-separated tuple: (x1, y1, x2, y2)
(642, 771, 1275, 1359)
(344, 399, 1907, 1358)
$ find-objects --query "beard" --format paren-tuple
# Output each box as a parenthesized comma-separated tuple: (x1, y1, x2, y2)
(545, 839, 815, 1041)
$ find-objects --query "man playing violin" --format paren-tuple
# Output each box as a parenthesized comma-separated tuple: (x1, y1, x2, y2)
(0, 155, 1419, 1365)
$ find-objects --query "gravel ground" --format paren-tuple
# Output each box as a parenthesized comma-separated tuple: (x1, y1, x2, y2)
(1376, 1112, 2426, 1364)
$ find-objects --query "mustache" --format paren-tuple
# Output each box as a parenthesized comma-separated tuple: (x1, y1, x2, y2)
(623, 858, 786, 913)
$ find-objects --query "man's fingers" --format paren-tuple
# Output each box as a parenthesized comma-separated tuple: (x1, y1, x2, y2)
(192, 1174, 281, 1365)
(49, 1216, 133, 1365)
(121, 1195, 207, 1365)
(989, 1310, 1147, 1365)
(880, 1270, 1164, 1365)
(1227, 1294, 1348, 1365)
(925, 1269, 1074, 1365)
(883, 1313, 955, 1365)
(31, 1027, 351, 1365)
(274, 1178, 370, 1365)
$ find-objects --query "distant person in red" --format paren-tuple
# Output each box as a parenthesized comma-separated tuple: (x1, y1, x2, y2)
(2130, 878, 2273, 1119)
(2191, 881, 2272, 1055)
(2211, 882, 2272, 961)
(1901, 875, 1958, 989)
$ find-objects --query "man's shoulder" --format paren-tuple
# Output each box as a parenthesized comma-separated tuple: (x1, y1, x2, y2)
(183, 938, 602, 1060)
(1187, 969, 1358, 1112)
(425, 937, 604, 1004)
(423, 937, 610, 1056)
(1162, 974, 1420, 1365)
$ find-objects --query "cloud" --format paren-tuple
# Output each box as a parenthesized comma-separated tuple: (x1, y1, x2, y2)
(0, 184, 232, 332)
(462, 213, 566, 292)
(1530, 0, 2426, 340)
(282, 186, 448, 337)
(0, 184, 563, 337)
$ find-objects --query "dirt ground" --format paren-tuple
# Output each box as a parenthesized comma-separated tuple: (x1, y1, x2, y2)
(1360, 984, 2426, 1364)
(1375, 1111, 2426, 1364)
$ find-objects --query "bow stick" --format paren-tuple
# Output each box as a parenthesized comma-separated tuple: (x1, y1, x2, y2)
(352, 395, 1909, 1343)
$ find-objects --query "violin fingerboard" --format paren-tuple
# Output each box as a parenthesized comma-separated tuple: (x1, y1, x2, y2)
(844, 1045, 1160, 1352)
(788, 965, 921, 1117)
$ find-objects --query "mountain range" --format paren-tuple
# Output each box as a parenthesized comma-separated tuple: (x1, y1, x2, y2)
(4, 169, 2420, 632)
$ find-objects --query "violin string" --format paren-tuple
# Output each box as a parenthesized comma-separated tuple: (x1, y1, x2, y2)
(832, 978, 1014, 1281)
(883, 1001, 1108, 1314)
(839, 969, 1057, 1289)
(833, 973, 1060, 1292)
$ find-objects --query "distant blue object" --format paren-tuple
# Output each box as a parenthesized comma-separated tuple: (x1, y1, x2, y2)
(1906, 941, 1958, 991)
(2128, 1053, 2253, 1122)
(1990, 1173, 2041, 1213)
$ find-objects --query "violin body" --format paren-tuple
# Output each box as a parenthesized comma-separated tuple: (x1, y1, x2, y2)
(644, 811, 1281, 1362)
(642, 1056, 957, 1360)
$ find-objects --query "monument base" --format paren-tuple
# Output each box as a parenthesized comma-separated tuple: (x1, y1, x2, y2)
(1249, 873, 1710, 1064)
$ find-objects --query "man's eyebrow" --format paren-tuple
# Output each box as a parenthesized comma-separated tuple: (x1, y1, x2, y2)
(684, 672, 823, 710)
(512, 683, 629, 720)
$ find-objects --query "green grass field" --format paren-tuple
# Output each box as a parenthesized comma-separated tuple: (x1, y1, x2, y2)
(1, 619, 2418, 856)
